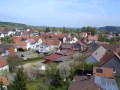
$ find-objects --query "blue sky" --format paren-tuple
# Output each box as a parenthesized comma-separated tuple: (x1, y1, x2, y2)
(0, 0, 120, 27)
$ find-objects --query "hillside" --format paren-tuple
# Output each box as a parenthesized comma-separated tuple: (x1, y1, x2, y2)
(98, 26, 120, 33)
(0, 21, 28, 30)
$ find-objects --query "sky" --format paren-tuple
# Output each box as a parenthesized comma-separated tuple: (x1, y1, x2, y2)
(0, 0, 120, 27)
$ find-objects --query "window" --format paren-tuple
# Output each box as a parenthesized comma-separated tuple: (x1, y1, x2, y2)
(96, 69, 103, 73)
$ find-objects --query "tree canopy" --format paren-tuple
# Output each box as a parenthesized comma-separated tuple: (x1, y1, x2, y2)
(81, 26, 97, 35)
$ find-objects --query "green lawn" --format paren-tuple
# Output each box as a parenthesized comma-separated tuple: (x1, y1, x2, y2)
(23, 56, 44, 64)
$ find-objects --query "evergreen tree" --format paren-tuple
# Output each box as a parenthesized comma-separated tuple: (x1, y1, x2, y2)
(13, 67, 27, 90)
(45, 27, 50, 33)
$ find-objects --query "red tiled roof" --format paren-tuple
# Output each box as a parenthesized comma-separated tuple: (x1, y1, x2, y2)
(27, 38, 36, 43)
(0, 76, 8, 86)
(88, 35, 98, 40)
(45, 54, 61, 61)
(21, 34, 29, 39)
(13, 37, 22, 43)
(0, 56, 8, 68)
(99, 51, 115, 66)
(15, 41, 28, 46)
(33, 36, 40, 42)
(98, 42, 110, 45)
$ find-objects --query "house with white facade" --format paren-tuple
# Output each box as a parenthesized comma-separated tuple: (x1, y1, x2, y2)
(63, 37, 78, 44)
(39, 39, 61, 53)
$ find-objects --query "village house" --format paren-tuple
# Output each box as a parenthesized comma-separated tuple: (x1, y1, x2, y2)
(44, 54, 61, 63)
(26, 38, 37, 49)
(87, 35, 98, 44)
(80, 32, 88, 38)
(63, 36, 78, 44)
(3, 31, 13, 37)
(15, 41, 30, 51)
(0, 33, 4, 38)
(60, 43, 73, 50)
(33, 36, 42, 46)
(13, 31, 22, 37)
(99, 50, 120, 76)
(39, 39, 61, 53)
(0, 44, 15, 56)
(85, 46, 107, 64)
(93, 67, 118, 90)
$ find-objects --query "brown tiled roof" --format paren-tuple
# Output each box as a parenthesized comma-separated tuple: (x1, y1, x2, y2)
(69, 76, 102, 90)
(0, 76, 8, 86)
(45, 54, 61, 61)
(0, 56, 8, 68)
(93, 67, 114, 78)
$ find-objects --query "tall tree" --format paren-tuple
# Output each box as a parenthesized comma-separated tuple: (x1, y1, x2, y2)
(13, 67, 27, 90)
(7, 55, 23, 72)
(45, 27, 50, 33)
(81, 26, 96, 35)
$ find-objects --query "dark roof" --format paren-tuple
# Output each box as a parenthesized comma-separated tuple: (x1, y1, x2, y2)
(73, 43, 81, 49)
(61, 43, 73, 49)
(83, 43, 99, 55)
(69, 76, 102, 90)
(0, 44, 14, 50)
(3, 31, 9, 34)
(13, 32, 22, 36)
